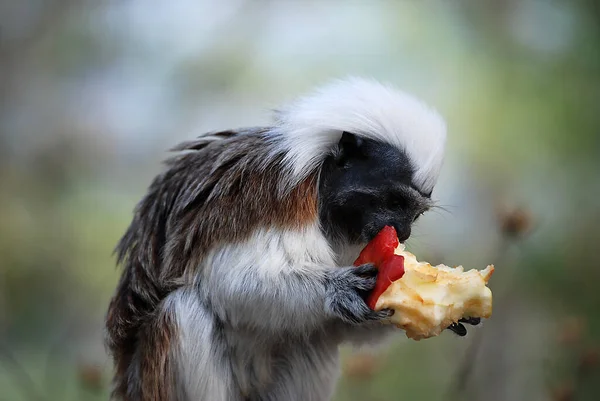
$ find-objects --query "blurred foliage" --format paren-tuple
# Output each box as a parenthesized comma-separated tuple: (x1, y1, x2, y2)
(1, 0, 599, 400)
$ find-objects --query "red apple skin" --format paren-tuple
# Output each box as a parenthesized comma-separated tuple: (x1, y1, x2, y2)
(354, 225, 399, 266)
(353, 226, 405, 310)
(366, 254, 405, 310)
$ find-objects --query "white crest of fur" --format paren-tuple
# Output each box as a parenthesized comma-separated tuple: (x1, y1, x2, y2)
(269, 77, 447, 194)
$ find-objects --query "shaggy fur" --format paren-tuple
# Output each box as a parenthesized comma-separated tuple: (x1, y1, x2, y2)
(105, 77, 447, 401)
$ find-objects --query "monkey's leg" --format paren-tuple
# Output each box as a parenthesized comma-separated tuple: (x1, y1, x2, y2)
(110, 295, 181, 401)
(171, 289, 243, 401)
(256, 334, 341, 401)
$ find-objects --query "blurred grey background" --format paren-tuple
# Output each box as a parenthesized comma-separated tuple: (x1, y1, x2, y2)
(1, 1, 599, 400)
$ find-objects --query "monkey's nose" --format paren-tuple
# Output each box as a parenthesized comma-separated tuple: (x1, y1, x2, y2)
(392, 224, 411, 242)
(397, 229, 411, 242)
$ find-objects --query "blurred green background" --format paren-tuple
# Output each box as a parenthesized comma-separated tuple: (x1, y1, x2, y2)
(1, 1, 599, 400)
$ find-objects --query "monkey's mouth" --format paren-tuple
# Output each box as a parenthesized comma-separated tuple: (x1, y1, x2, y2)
(361, 224, 407, 245)
(360, 225, 386, 244)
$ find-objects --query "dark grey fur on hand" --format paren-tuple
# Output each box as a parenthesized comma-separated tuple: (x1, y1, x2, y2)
(325, 264, 389, 325)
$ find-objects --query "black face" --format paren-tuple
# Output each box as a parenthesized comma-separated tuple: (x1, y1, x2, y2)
(318, 132, 433, 245)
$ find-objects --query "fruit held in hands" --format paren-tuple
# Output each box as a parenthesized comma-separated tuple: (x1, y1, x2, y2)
(376, 243, 494, 340)
(355, 226, 494, 341)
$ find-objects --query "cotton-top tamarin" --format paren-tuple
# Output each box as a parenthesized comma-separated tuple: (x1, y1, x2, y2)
(106, 77, 450, 401)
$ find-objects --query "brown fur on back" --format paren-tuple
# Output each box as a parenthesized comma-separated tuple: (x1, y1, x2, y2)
(105, 128, 319, 400)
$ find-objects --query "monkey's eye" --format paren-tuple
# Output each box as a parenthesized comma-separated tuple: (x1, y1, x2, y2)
(389, 196, 408, 210)
(413, 210, 426, 222)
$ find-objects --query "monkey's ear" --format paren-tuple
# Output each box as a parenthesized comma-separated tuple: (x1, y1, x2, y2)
(335, 131, 365, 165)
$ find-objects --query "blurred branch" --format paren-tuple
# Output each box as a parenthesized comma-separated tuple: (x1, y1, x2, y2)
(447, 329, 484, 400)
(446, 207, 535, 401)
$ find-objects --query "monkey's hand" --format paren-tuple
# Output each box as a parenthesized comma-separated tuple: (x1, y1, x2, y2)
(325, 264, 394, 325)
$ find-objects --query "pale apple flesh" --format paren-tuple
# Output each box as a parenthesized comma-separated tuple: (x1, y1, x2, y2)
(375, 244, 494, 341)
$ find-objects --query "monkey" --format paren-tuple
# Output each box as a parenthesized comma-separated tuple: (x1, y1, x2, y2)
(105, 77, 466, 401)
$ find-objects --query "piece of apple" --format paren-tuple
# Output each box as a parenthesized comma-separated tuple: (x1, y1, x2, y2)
(375, 244, 494, 341)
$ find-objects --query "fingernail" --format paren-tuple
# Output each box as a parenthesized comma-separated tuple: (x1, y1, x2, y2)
(448, 323, 467, 336)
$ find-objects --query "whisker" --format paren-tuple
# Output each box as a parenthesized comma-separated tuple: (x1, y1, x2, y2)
(429, 203, 455, 215)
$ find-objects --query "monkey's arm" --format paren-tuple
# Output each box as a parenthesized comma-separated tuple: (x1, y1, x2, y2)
(202, 261, 390, 334)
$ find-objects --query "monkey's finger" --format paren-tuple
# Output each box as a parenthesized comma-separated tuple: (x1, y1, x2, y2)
(459, 317, 481, 326)
(447, 322, 467, 336)
(378, 308, 395, 318)
(367, 308, 394, 321)
(353, 263, 378, 277)
(354, 276, 377, 291)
